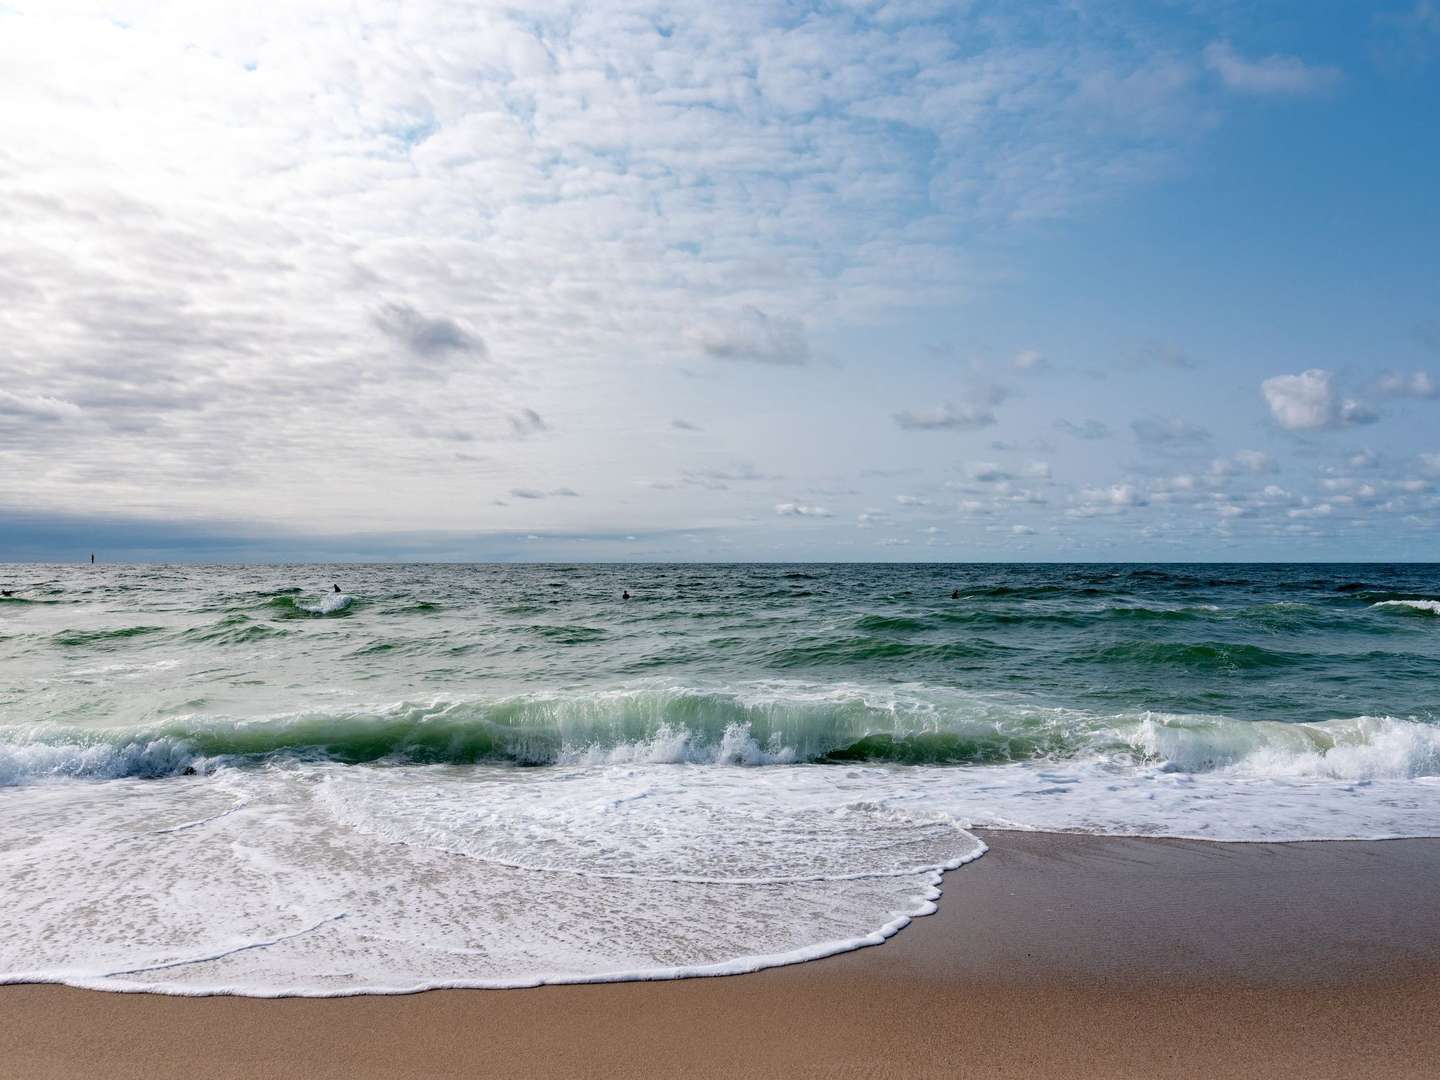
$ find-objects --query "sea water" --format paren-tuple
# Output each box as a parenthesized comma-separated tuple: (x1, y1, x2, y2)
(1, 562, 1437, 994)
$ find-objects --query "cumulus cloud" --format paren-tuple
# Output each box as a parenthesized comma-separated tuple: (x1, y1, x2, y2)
(1204, 41, 1342, 96)
(0, 2, 1414, 555)
(1261, 369, 1377, 431)
(1072, 483, 1149, 516)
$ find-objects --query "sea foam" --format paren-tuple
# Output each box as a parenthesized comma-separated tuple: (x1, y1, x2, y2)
(0, 763, 983, 996)
(1372, 599, 1440, 615)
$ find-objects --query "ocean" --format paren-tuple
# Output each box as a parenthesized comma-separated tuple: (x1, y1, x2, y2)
(2, 562, 1438, 995)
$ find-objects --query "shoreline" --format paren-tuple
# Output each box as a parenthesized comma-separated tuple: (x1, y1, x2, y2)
(3, 830, 1438, 1078)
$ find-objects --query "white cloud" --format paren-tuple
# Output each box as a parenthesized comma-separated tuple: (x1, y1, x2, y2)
(0, 2, 1417, 558)
(1074, 483, 1149, 514)
(0, 390, 83, 423)
(1376, 370, 1438, 399)
(1023, 461, 1052, 480)
(893, 403, 997, 431)
(1204, 41, 1342, 96)
(1210, 450, 1274, 476)
(775, 502, 831, 517)
(1261, 369, 1377, 431)
(697, 307, 809, 367)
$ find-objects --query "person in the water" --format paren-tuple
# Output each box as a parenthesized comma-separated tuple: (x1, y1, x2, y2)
(333, 584, 341, 593)
(951, 589, 960, 599)
(622, 590, 631, 600)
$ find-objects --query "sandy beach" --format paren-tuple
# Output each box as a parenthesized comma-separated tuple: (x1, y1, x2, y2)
(3, 830, 1437, 1079)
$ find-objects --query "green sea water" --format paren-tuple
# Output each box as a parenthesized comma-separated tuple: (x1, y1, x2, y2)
(2, 562, 1438, 995)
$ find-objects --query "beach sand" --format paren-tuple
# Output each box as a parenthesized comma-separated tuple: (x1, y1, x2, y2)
(3, 831, 1438, 1079)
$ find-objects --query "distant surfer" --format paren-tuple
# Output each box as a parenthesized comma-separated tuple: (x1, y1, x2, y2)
(622, 590, 631, 600)
(951, 589, 960, 599)
(0, 590, 11, 598)
(90, 554, 95, 564)
(333, 583, 342, 593)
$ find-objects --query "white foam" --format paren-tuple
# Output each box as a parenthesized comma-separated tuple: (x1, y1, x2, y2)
(1125, 713, 1440, 780)
(0, 764, 984, 996)
(0, 736, 202, 786)
(1373, 599, 1440, 615)
(555, 722, 798, 766)
(306, 593, 353, 615)
(4, 739, 1440, 997)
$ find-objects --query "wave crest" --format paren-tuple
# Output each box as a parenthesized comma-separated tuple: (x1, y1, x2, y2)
(3, 687, 1437, 784)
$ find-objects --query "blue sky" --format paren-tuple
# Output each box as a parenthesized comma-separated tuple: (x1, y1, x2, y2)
(1, 0, 1437, 562)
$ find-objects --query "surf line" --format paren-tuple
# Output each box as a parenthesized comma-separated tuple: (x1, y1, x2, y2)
(102, 913, 349, 979)
(147, 801, 250, 837)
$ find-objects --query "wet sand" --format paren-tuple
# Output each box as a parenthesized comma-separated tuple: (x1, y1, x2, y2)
(3, 831, 1438, 1079)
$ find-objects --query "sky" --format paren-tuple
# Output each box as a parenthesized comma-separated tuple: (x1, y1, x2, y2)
(1, 0, 1438, 562)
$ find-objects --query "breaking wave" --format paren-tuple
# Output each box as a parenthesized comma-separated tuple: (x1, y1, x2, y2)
(3, 687, 1437, 783)
(1373, 599, 1440, 616)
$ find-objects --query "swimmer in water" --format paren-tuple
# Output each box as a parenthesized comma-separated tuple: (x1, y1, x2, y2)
(951, 589, 960, 599)
(333, 583, 341, 593)
(622, 590, 631, 600)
